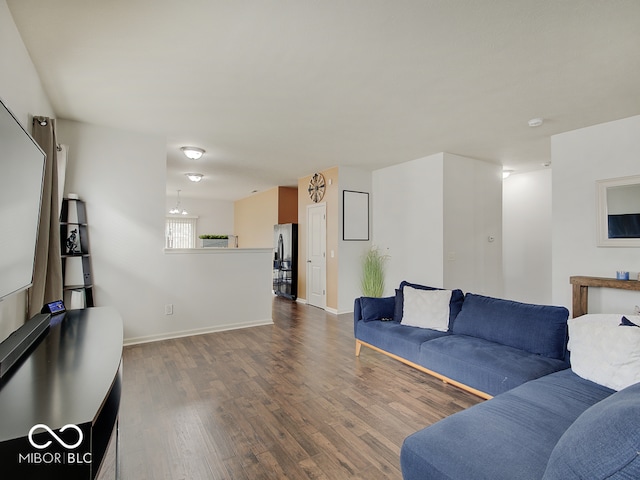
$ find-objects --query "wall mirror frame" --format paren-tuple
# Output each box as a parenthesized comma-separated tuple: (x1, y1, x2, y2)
(596, 174, 640, 247)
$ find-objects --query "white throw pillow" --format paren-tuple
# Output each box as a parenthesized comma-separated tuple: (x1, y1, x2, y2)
(568, 314, 640, 391)
(400, 286, 451, 331)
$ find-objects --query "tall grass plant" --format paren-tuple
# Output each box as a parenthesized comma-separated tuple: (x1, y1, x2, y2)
(361, 246, 388, 297)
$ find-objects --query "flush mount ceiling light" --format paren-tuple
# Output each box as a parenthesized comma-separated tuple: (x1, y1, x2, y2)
(169, 189, 188, 215)
(528, 118, 544, 128)
(185, 173, 204, 182)
(180, 146, 205, 160)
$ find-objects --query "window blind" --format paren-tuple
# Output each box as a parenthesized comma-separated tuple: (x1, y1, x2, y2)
(166, 217, 197, 248)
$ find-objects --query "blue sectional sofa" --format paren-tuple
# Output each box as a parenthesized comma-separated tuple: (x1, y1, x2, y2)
(401, 369, 640, 479)
(354, 281, 640, 479)
(354, 281, 570, 398)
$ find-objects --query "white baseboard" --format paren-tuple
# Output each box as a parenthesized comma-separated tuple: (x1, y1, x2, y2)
(294, 297, 353, 315)
(123, 318, 274, 346)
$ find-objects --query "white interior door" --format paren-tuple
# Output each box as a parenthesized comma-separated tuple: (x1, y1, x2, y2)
(307, 203, 326, 309)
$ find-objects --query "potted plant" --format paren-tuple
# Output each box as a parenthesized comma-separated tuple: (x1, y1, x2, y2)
(199, 234, 229, 248)
(361, 246, 388, 297)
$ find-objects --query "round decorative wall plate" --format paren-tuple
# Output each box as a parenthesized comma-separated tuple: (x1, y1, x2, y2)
(308, 172, 326, 203)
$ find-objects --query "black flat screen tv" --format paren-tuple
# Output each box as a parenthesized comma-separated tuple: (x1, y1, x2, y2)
(0, 98, 46, 302)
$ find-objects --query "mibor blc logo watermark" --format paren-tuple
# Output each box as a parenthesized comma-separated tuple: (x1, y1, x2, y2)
(17, 423, 92, 465)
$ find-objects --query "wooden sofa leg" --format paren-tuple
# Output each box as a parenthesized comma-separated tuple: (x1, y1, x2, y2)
(355, 341, 362, 357)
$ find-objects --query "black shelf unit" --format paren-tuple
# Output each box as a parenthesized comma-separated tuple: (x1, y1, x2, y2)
(60, 198, 94, 308)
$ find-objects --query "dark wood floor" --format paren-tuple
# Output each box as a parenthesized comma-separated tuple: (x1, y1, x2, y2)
(103, 297, 481, 479)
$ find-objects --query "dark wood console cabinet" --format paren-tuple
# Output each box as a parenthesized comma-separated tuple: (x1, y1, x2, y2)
(0, 307, 123, 479)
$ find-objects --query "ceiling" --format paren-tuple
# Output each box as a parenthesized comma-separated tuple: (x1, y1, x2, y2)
(7, 0, 640, 202)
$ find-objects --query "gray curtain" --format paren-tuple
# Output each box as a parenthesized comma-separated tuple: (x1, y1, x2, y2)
(28, 116, 63, 318)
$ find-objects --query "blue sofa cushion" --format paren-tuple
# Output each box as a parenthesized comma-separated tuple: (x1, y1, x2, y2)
(418, 334, 570, 396)
(543, 381, 640, 480)
(451, 293, 569, 360)
(356, 320, 449, 365)
(393, 288, 402, 321)
(359, 296, 395, 322)
(401, 369, 614, 480)
(394, 281, 464, 330)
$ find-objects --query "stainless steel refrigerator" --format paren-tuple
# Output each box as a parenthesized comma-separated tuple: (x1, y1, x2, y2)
(273, 223, 298, 300)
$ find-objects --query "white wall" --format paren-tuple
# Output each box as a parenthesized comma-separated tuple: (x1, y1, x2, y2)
(131, 248, 272, 344)
(372, 152, 502, 297)
(337, 166, 372, 313)
(503, 169, 553, 304)
(57, 119, 272, 342)
(0, 2, 53, 128)
(552, 115, 640, 315)
(165, 195, 235, 241)
(443, 153, 502, 296)
(0, 1, 54, 338)
(372, 153, 445, 295)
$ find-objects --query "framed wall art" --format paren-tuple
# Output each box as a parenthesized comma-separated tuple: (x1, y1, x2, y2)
(343, 190, 369, 241)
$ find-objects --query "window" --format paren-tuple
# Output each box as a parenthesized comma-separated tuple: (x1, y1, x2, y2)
(165, 216, 197, 248)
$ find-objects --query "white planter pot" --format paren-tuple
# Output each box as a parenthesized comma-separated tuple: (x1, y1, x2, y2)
(201, 238, 228, 248)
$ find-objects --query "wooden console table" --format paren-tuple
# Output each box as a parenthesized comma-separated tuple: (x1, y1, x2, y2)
(0, 307, 123, 479)
(570, 275, 640, 317)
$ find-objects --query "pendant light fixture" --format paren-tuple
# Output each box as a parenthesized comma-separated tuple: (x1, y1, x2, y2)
(169, 189, 188, 215)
